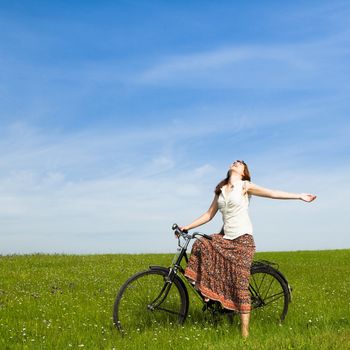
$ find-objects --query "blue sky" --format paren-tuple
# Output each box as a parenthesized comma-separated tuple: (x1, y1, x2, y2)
(0, 1, 349, 254)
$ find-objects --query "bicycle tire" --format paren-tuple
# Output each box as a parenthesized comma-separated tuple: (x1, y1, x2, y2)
(113, 268, 189, 333)
(250, 263, 290, 322)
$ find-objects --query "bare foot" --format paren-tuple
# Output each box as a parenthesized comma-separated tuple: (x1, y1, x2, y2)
(241, 328, 249, 338)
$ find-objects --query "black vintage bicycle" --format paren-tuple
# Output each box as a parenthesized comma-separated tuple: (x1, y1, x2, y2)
(113, 224, 292, 333)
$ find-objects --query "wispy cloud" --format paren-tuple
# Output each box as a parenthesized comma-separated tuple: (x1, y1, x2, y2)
(1, 112, 349, 254)
(134, 34, 350, 89)
(0, 122, 222, 253)
(137, 45, 305, 81)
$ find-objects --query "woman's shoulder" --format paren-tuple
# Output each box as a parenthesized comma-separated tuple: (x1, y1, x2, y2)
(242, 180, 254, 196)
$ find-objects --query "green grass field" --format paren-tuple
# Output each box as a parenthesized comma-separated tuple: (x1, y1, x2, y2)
(1, 249, 349, 349)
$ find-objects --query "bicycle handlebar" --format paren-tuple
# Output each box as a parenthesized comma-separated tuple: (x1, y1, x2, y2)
(172, 223, 212, 240)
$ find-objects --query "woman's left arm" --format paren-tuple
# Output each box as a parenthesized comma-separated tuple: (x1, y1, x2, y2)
(246, 182, 317, 202)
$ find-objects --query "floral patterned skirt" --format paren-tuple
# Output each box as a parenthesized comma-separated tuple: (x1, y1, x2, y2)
(184, 233, 255, 313)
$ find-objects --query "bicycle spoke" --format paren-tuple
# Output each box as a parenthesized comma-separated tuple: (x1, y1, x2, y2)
(250, 267, 289, 322)
(253, 291, 285, 307)
(263, 290, 285, 302)
(258, 272, 267, 292)
(251, 273, 266, 296)
(263, 277, 275, 301)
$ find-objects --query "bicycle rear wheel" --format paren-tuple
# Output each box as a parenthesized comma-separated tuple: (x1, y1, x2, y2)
(249, 263, 290, 322)
(113, 268, 188, 333)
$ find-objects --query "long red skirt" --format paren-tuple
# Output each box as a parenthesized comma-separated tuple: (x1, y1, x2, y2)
(184, 233, 255, 314)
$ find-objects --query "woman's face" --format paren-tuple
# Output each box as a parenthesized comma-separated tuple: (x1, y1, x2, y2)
(230, 160, 245, 176)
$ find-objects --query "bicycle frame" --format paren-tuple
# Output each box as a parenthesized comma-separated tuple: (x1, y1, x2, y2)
(114, 224, 292, 332)
(146, 228, 208, 311)
(166, 227, 209, 283)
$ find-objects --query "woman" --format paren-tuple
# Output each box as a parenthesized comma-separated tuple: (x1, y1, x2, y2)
(181, 160, 316, 338)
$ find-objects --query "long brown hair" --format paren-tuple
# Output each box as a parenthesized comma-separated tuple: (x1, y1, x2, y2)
(214, 162, 251, 195)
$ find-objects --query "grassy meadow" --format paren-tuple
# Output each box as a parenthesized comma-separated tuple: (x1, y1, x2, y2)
(0, 249, 349, 349)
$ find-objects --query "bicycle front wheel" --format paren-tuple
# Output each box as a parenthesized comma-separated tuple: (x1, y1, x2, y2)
(113, 268, 188, 333)
(249, 263, 290, 322)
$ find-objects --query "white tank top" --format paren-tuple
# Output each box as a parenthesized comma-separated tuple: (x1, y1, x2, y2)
(217, 180, 253, 240)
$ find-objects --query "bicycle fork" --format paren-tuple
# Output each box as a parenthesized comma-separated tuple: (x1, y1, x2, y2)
(147, 278, 173, 311)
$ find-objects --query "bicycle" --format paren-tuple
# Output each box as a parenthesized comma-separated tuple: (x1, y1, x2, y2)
(113, 224, 292, 334)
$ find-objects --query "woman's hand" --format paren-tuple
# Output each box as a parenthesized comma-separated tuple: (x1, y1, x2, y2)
(300, 193, 317, 202)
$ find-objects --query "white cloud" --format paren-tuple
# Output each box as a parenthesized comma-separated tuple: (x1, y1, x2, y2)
(0, 112, 349, 254)
(137, 45, 304, 83)
(132, 34, 350, 89)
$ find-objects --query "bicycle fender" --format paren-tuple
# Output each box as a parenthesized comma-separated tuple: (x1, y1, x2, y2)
(275, 270, 293, 302)
(265, 266, 292, 301)
(149, 265, 170, 273)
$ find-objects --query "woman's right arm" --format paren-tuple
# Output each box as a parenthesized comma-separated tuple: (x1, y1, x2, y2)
(181, 194, 219, 231)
